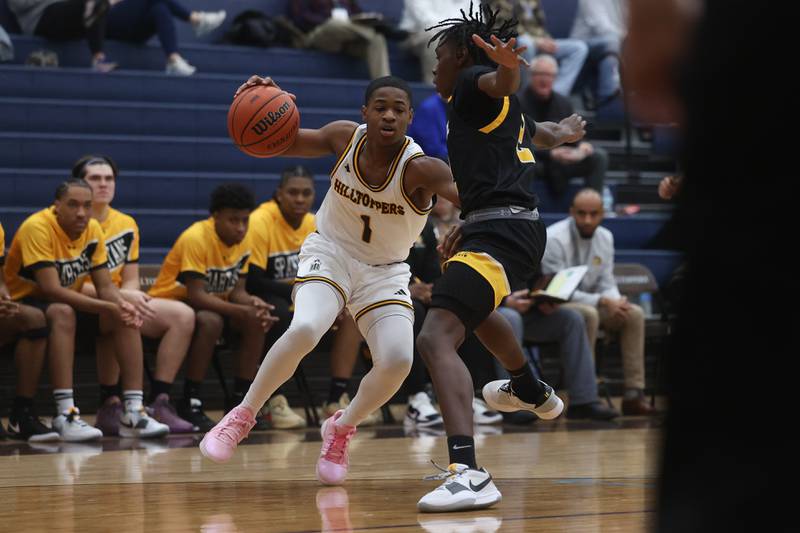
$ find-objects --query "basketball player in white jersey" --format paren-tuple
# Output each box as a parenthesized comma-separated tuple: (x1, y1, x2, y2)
(200, 75, 460, 485)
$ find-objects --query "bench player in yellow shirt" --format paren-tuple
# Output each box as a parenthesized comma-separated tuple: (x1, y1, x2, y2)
(148, 183, 278, 432)
(74, 155, 197, 434)
(4, 179, 168, 440)
(1, 221, 59, 442)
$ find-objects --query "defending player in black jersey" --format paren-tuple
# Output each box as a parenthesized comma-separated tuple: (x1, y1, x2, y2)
(416, 3, 586, 512)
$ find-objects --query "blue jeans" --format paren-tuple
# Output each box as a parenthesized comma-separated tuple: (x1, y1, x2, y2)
(107, 0, 191, 57)
(581, 37, 621, 102)
(495, 305, 599, 406)
(516, 34, 588, 96)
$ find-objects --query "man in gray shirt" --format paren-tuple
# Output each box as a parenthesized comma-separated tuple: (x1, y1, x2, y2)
(542, 188, 656, 415)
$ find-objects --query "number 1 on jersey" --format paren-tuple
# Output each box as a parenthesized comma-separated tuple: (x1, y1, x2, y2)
(360, 215, 372, 243)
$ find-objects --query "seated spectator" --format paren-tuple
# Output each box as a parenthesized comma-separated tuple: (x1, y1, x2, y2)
(1, 221, 59, 442)
(148, 183, 277, 432)
(542, 188, 656, 415)
(291, 0, 390, 80)
(73, 155, 196, 434)
(521, 55, 607, 201)
(247, 166, 377, 428)
(403, 219, 444, 428)
(399, 0, 467, 84)
(494, 288, 619, 420)
(106, 0, 225, 76)
(407, 93, 448, 162)
(488, 0, 587, 96)
(406, 218, 501, 427)
(570, 0, 625, 111)
(3, 179, 169, 440)
(8, 0, 117, 71)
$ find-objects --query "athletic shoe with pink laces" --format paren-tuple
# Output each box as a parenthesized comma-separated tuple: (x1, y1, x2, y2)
(199, 405, 255, 463)
(316, 409, 356, 486)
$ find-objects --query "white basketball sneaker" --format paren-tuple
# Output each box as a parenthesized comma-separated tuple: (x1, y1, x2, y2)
(52, 407, 103, 442)
(119, 407, 170, 438)
(481, 379, 563, 420)
(405, 391, 443, 428)
(472, 397, 503, 424)
(417, 463, 502, 512)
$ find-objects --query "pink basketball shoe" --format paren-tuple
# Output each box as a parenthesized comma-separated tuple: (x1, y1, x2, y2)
(199, 405, 255, 463)
(316, 410, 356, 485)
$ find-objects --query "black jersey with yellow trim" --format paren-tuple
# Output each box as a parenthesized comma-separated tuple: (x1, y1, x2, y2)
(446, 65, 539, 216)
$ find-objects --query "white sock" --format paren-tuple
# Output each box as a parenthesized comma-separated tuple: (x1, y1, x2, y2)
(54, 389, 75, 414)
(123, 390, 144, 413)
(241, 282, 342, 413)
(338, 311, 413, 427)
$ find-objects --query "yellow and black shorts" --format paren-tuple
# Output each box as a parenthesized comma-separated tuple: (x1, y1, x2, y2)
(429, 218, 546, 331)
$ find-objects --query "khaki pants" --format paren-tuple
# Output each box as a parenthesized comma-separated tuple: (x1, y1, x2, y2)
(305, 19, 390, 79)
(403, 32, 437, 84)
(562, 302, 646, 390)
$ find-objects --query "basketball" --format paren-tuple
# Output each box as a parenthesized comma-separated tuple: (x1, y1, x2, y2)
(228, 85, 300, 158)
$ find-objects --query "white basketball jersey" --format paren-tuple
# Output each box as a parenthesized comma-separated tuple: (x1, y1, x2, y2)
(315, 124, 432, 265)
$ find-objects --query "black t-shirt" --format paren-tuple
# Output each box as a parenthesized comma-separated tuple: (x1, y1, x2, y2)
(519, 89, 576, 162)
(520, 89, 575, 124)
(405, 220, 440, 284)
(446, 65, 539, 216)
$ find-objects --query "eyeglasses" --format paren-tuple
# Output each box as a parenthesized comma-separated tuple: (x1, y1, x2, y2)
(531, 71, 556, 77)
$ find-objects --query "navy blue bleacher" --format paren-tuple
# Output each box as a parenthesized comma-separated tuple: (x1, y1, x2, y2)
(540, 0, 578, 39)
(0, 0, 680, 290)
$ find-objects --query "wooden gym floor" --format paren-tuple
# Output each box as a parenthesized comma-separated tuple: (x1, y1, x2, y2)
(0, 406, 661, 533)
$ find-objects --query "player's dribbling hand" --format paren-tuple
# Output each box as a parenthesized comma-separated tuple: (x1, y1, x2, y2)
(437, 224, 463, 263)
(234, 76, 297, 102)
(559, 114, 587, 143)
(471, 34, 529, 68)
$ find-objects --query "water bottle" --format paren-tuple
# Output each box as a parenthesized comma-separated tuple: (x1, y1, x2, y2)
(602, 185, 615, 217)
(639, 292, 653, 318)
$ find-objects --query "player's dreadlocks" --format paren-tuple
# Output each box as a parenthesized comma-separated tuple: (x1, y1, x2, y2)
(426, 1, 518, 68)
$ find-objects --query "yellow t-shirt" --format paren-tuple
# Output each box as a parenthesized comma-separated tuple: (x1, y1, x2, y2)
(3, 207, 108, 300)
(249, 200, 315, 282)
(97, 208, 140, 287)
(148, 217, 252, 301)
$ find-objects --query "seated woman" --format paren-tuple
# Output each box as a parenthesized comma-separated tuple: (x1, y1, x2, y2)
(106, 0, 225, 75)
(74, 155, 197, 433)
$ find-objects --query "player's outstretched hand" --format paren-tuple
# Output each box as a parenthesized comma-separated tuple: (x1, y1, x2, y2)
(437, 224, 463, 263)
(471, 34, 529, 68)
(559, 114, 587, 144)
(234, 76, 297, 102)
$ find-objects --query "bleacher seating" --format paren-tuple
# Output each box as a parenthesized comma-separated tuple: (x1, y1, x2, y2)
(0, 0, 681, 409)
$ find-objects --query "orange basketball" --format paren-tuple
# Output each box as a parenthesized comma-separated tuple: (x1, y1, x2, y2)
(228, 85, 300, 158)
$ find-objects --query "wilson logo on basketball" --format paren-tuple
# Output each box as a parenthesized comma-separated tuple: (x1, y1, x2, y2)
(251, 102, 291, 135)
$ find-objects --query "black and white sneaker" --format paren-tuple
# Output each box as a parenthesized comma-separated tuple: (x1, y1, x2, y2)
(405, 392, 444, 428)
(8, 406, 61, 442)
(417, 462, 502, 512)
(481, 379, 563, 420)
(177, 398, 216, 433)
